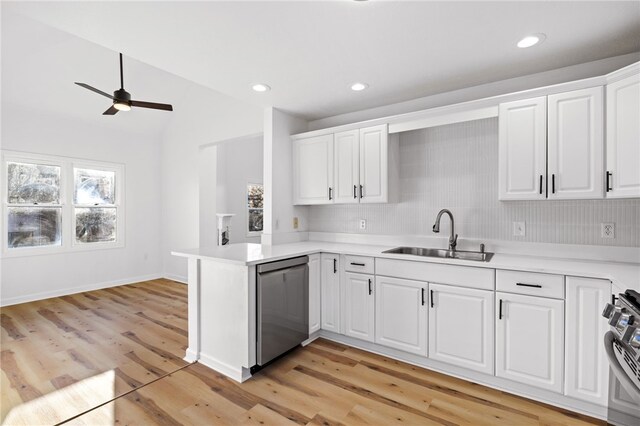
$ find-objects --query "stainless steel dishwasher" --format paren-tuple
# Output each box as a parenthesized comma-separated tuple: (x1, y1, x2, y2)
(256, 256, 309, 368)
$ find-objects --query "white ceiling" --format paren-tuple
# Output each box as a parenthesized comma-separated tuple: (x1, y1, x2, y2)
(4, 1, 640, 121)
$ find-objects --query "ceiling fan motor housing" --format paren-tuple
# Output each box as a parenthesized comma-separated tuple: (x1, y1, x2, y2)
(113, 88, 131, 103)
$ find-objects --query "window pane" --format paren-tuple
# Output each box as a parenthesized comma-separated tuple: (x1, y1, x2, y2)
(247, 184, 264, 208)
(75, 207, 117, 243)
(8, 207, 62, 248)
(248, 209, 263, 232)
(74, 168, 115, 205)
(7, 162, 61, 204)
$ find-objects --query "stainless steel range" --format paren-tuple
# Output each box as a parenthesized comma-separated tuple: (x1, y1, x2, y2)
(603, 289, 640, 425)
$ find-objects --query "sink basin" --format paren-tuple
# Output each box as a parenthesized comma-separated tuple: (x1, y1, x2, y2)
(383, 246, 493, 262)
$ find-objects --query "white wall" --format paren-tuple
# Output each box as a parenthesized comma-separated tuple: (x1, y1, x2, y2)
(161, 85, 263, 282)
(262, 108, 309, 245)
(0, 104, 163, 305)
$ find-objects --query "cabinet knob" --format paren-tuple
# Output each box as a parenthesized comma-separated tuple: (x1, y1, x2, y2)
(602, 303, 616, 319)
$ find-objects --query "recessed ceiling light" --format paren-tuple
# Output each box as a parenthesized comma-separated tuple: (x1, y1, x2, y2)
(351, 82, 369, 91)
(252, 83, 271, 92)
(517, 33, 546, 48)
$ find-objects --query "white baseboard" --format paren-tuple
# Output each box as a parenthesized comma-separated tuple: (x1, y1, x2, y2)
(198, 352, 251, 382)
(164, 273, 187, 284)
(184, 348, 199, 363)
(0, 273, 164, 307)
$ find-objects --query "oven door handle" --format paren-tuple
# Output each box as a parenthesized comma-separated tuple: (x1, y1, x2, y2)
(604, 331, 640, 404)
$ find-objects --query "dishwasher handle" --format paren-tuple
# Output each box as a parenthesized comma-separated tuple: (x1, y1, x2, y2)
(257, 256, 309, 274)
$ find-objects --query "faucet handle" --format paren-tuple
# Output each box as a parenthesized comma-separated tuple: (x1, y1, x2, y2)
(480, 243, 485, 253)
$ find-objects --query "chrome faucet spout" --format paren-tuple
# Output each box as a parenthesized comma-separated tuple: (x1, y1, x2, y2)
(433, 209, 458, 251)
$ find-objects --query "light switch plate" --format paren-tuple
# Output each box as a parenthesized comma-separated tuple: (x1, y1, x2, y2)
(513, 222, 526, 237)
(601, 222, 615, 239)
(293, 217, 299, 229)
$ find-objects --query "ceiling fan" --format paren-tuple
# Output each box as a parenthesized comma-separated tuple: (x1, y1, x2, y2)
(75, 53, 173, 115)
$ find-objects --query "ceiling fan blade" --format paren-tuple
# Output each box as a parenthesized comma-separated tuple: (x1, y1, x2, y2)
(130, 100, 173, 111)
(75, 82, 114, 99)
(103, 105, 119, 115)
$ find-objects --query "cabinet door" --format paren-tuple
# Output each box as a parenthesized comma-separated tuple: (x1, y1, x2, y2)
(606, 73, 640, 198)
(498, 97, 547, 200)
(344, 272, 375, 342)
(359, 124, 388, 203)
(308, 254, 321, 334)
(496, 292, 564, 393)
(320, 253, 340, 333)
(293, 134, 334, 205)
(334, 130, 360, 204)
(375, 276, 427, 355)
(548, 87, 604, 200)
(429, 284, 494, 375)
(564, 276, 610, 406)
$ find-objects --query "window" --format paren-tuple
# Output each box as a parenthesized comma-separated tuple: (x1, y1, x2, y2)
(247, 183, 263, 235)
(2, 151, 124, 256)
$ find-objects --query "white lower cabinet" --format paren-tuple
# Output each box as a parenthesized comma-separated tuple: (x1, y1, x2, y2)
(375, 276, 427, 356)
(320, 253, 340, 333)
(344, 272, 375, 342)
(428, 283, 494, 375)
(496, 292, 565, 393)
(308, 254, 321, 334)
(564, 276, 610, 406)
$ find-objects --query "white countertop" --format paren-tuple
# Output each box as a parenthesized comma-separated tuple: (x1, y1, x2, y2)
(172, 241, 640, 292)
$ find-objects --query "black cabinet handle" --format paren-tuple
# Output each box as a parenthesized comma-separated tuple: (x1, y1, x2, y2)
(539, 175, 543, 195)
(499, 299, 503, 320)
(516, 282, 542, 288)
(421, 288, 425, 306)
(328, 187, 333, 200)
(430, 289, 434, 308)
(368, 279, 372, 295)
(606, 171, 612, 192)
(359, 184, 363, 199)
(350, 262, 365, 266)
(353, 185, 357, 199)
(551, 174, 555, 194)
(333, 258, 337, 273)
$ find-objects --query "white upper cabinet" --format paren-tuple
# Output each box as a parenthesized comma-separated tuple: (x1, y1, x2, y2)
(496, 292, 564, 393)
(499, 97, 547, 200)
(293, 124, 389, 205)
(293, 134, 334, 205)
(333, 130, 360, 204)
(359, 125, 388, 203)
(375, 276, 427, 356)
(343, 272, 375, 342)
(547, 87, 604, 199)
(308, 254, 321, 334)
(564, 276, 610, 407)
(428, 284, 494, 375)
(606, 72, 640, 198)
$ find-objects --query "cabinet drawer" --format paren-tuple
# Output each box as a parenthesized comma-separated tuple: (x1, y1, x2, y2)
(344, 255, 375, 274)
(496, 270, 564, 299)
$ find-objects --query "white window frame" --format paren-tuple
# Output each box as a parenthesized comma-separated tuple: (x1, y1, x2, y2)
(1, 150, 125, 257)
(247, 182, 264, 237)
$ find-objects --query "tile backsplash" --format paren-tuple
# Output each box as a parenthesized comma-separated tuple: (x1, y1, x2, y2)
(307, 118, 640, 247)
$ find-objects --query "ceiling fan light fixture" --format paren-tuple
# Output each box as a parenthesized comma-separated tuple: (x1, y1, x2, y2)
(113, 101, 131, 111)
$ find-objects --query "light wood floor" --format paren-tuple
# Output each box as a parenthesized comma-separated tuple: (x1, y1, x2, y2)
(2, 279, 604, 426)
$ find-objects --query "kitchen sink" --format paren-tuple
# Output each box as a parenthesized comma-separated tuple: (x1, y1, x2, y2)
(382, 246, 493, 262)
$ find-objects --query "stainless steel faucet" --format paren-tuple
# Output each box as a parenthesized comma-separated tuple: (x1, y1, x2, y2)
(433, 209, 458, 251)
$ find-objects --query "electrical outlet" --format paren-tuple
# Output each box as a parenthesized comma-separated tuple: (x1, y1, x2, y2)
(359, 219, 366, 230)
(601, 222, 615, 239)
(293, 217, 299, 229)
(513, 222, 526, 237)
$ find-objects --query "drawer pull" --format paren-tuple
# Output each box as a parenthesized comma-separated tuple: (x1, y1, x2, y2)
(516, 282, 542, 288)
(350, 262, 366, 266)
